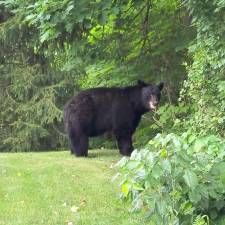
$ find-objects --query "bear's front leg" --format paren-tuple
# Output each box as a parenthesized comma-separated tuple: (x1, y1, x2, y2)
(115, 133, 133, 156)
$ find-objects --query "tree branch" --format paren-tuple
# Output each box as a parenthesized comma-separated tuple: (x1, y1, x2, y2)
(140, 0, 152, 52)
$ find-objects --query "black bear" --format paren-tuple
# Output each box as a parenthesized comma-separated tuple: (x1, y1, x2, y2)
(64, 80, 164, 157)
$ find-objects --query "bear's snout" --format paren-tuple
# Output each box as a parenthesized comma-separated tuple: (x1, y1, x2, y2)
(149, 100, 158, 110)
(148, 95, 159, 110)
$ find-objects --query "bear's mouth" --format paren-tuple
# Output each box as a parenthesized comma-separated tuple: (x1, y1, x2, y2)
(149, 101, 158, 110)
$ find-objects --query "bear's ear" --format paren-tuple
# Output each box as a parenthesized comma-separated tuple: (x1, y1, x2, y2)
(137, 80, 147, 87)
(158, 82, 164, 91)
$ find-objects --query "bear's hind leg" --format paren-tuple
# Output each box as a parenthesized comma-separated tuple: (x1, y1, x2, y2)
(76, 135, 89, 157)
(68, 129, 89, 157)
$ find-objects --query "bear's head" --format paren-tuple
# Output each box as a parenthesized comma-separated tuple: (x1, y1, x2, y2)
(138, 80, 164, 111)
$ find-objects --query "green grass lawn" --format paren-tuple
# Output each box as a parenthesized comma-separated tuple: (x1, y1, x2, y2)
(0, 150, 150, 225)
(0, 150, 224, 225)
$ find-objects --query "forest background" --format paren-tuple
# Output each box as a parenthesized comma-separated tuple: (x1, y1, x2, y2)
(1, 0, 224, 152)
(0, 0, 197, 151)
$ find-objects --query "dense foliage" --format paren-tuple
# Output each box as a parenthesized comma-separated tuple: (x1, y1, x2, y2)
(117, 0, 225, 224)
(0, 0, 194, 151)
(117, 134, 225, 224)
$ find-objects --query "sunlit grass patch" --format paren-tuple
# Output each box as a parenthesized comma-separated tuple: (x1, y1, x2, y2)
(0, 150, 149, 225)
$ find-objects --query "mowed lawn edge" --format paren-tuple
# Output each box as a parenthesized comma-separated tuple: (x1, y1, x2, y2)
(0, 150, 150, 225)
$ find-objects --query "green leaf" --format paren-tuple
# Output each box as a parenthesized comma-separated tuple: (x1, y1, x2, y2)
(162, 159, 171, 173)
(183, 169, 198, 188)
(179, 201, 194, 215)
(133, 184, 144, 191)
(152, 165, 163, 179)
(98, 11, 108, 25)
(66, 4, 74, 14)
(160, 149, 167, 158)
(121, 183, 130, 198)
(189, 189, 201, 203)
(65, 23, 74, 33)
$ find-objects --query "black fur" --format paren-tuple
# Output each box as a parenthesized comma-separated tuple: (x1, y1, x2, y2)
(64, 81, 164, 157)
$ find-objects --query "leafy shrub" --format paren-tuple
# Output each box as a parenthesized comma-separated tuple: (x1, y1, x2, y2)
(116, 133, 225, 225)
(133, 102, 192, 149)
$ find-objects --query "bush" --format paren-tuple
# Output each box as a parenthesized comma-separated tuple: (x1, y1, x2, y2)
(116, 133, 225, 225)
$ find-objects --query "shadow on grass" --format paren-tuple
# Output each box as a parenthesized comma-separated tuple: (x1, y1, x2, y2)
(88, 149, 119, 158)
